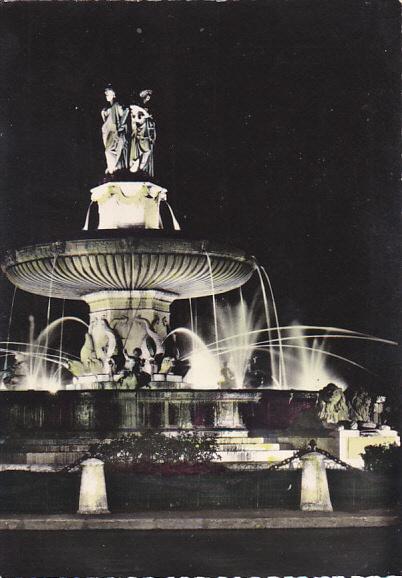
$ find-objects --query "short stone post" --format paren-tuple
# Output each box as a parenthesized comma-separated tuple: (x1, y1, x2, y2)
(300, 452, 333, 512)
(78, 458, 110, 515)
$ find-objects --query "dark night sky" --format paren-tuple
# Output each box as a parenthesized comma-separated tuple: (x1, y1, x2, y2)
(0, 1, 400, 389)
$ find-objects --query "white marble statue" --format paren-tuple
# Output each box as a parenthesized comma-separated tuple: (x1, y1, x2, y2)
(129, 90, 156, 176)
(101, 86, 129, 175)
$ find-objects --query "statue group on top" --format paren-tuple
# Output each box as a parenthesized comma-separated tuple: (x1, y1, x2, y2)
(102, 86, 156, 177)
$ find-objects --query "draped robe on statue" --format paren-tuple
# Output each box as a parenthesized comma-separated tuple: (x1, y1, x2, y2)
(101, 102, 129, 174)
(129, 105, 156, 176)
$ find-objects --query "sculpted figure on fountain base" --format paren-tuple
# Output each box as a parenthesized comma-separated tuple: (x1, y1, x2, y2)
(348, 388, 374, 423)
(317, 382, 349, 424)
(83, 290, 172, 365)
(0, 353, 29, 389)
(218, 361, 236, 389)
(67, 333, 104, 377)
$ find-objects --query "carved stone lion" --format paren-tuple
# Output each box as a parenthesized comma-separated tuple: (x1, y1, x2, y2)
(317, 383, 350, 424)
(348, 389, 373, 422)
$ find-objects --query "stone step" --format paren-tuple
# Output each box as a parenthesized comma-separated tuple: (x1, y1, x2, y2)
(213, 431, 249, 438)
(215, 436, 264, 444)
(216, 449, 296, 463)
(0, 452, 82, 466)
(1, 445, 90, 452)
(0, 463, 58, 472)
(217, 443, 280, 451)
(1, 447, 296, 466)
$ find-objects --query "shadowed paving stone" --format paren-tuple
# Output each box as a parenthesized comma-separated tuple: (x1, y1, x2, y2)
(0, 527, 400, 576)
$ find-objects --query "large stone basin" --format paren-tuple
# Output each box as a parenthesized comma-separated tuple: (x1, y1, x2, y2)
(1, 234, 256, 300)
(1, 233, 257, 355)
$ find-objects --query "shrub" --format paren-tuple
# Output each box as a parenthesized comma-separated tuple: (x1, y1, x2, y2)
(89, 430, 220, 469)
(361, 443, 401, 474)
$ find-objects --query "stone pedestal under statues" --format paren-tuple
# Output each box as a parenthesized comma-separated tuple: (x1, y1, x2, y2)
(90, 181, 169, 230)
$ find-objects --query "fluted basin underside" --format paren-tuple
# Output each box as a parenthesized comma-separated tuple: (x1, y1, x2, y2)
(2, 235, 256, 300)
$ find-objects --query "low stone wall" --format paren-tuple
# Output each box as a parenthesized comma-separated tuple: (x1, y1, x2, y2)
(0, 389, 314, 466)
(252, 390, 317, 430)
(0, 389, 264, 434)
(0, 389, 315, 435)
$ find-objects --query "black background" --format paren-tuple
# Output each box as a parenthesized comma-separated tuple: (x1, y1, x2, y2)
(0, 0, 400, 390)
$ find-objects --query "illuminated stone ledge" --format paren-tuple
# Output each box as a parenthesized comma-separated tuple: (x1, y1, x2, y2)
(338, 428, 400, 468)
(1, 235, 256, 300)
(1, 233, 257, 357)
(0, 389, 261, 435)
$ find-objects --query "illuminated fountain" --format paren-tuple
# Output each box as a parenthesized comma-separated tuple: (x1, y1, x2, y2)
(2, 87, 256, 393)
(177, 295, 264, 389)
(0, 87, 267, 466)
(0, 316, 88, 392)
(0, 87, 399, 468)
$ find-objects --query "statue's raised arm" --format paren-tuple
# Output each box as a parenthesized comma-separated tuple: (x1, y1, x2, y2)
(101, 85, 129, 175)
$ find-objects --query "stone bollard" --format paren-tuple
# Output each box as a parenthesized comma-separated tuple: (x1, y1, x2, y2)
(78, 458, 110, 515)
(300, 451, 333, 512)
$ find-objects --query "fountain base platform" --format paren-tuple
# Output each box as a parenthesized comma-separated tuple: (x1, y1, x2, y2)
(0, 389, 268, 467)
(0, 389, 398, 469)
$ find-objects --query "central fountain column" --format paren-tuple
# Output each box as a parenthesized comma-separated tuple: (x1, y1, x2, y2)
(83, 290, 175, 356)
